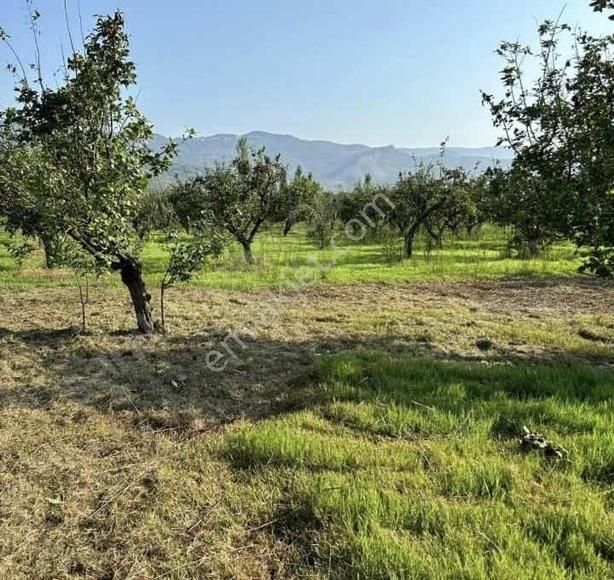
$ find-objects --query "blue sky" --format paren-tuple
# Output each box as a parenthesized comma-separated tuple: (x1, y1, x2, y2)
(0, 1, 611, 147)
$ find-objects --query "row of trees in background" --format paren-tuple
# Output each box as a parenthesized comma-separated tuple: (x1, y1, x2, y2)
(335, 162, 483, 259)
(159, 0, 613, 269)
(0, 3, 611, 335)
(146, 149, 485, 261)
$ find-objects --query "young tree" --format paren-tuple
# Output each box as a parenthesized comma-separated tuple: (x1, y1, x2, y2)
(306, 190, 338, 250)
(0, 12, 177, 333)
(275, 166, 321, 236)
(49, 237, 100, 333)
(464, 173, 491, 237)
(170, 139, 287, 264)
(337, 175, 380, 227)
(482, 11, 614, 274)
(422, 171, 479, 248)
(160, 231, 226, 333)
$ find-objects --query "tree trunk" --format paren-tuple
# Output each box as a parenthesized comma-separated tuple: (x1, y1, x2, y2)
(119, 257, 156, 334)
(241, 241, 254, 264)
(283, 211, 297, 236)
(41, 234, 57, 269)
(404, 226, 418, 258)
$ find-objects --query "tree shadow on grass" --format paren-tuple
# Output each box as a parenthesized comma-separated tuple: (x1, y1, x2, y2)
(0, 319, 612, 438)
(0, 275, 612, 432)
(0, 326, 81, 346)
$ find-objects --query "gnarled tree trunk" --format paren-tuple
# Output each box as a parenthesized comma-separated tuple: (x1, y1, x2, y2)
(119, 257, 156, 334)
(240, 240, 254, 264)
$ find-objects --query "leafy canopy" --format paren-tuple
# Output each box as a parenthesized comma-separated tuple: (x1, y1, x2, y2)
(170, 138, 287, 262)
(482, 15, 614, 274)
(0, 11, 176, 270)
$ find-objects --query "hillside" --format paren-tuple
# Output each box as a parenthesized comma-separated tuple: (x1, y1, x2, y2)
(152, 131, 513, 189)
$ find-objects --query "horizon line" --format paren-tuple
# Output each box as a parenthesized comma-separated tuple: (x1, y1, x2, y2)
(157, 129, 510, 152)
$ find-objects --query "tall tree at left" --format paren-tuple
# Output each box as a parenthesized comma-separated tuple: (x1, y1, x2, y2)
(0, 10, 177, 333)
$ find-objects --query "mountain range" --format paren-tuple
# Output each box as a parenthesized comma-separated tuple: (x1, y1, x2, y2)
(151, 131, 514, 190)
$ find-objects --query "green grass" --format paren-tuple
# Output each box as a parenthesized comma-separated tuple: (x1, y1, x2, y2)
(0, 224, 581, 290)
(1, 222, 611, 577)
(221, 353, 614, 578)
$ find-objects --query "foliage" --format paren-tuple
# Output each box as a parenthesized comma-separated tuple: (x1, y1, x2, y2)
(47, 236, 102, 331)
(335, 175, 392, 246)
(0, 236, 36, 265)
(160, 230, 226, 331)
(336, 175, 378, 225)
(0, 11, 177, 332)
(274, 166, 322, 236)
(590, 0, 614, 19)
(170, 138, 287, 264)
(483, 17, 614, 274)
(579, 246, 614, 278)
(134, 189, 178, 240)
(43, 235, 99, 274)
(386, 160, 476, 258)
(485, 166, 560, 258)
(306, 190, 338, 249)
(424, 177, 479, 248)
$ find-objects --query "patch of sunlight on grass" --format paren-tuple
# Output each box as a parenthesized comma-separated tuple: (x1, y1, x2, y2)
(220, 353, 614, 578)
(0, 224, 581, 289)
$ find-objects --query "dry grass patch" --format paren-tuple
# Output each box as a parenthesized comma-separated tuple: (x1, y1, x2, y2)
(0, 279, 612, 577)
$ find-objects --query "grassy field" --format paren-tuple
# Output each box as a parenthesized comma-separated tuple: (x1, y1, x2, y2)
(1, 225, 581, 290)
(226, 354, 614, 578)
(1, 226, 613, 578)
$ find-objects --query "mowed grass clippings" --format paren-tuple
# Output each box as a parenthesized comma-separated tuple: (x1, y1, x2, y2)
(0, 252, 613, 576)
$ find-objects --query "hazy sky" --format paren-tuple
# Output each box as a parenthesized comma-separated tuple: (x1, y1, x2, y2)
(0, 1, 611, 147)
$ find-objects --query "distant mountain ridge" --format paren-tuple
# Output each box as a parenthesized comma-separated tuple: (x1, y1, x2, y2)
(152, 131, 513, 189)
